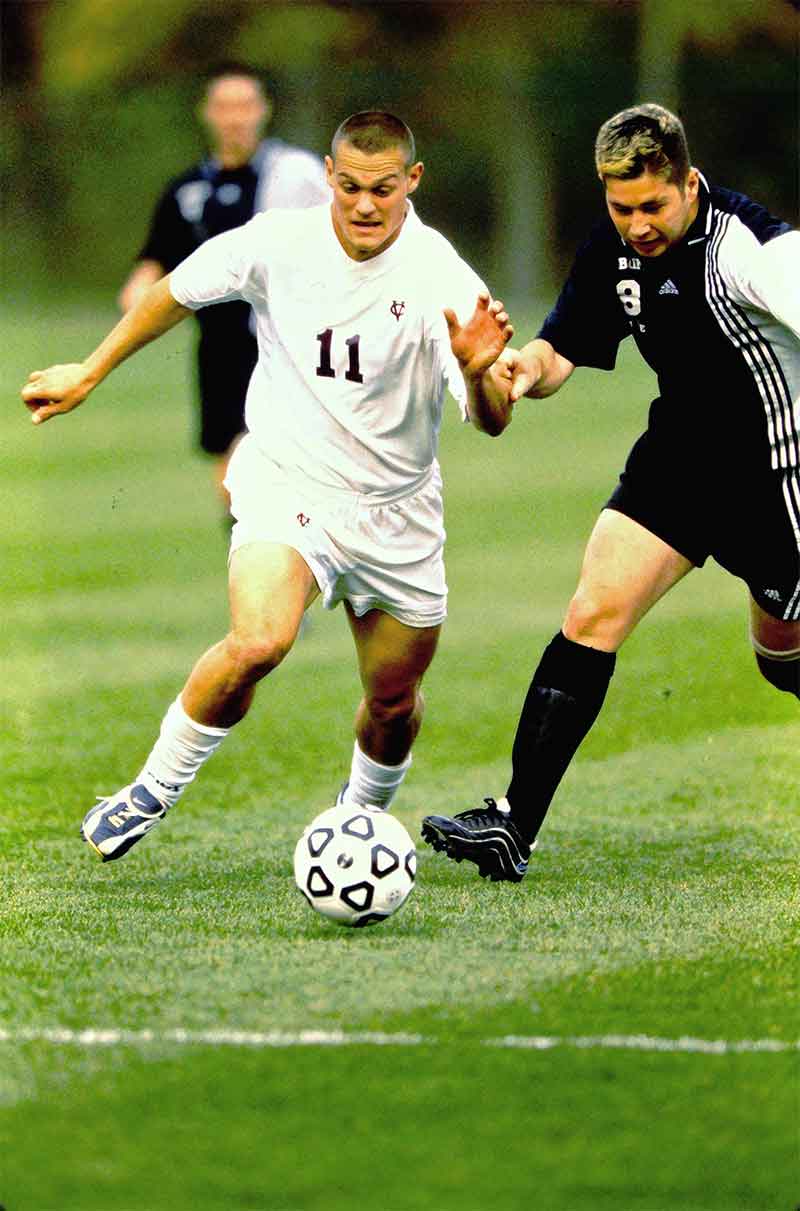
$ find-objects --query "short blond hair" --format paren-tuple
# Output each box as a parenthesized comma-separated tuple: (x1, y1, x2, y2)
(595, 103, 691, 186)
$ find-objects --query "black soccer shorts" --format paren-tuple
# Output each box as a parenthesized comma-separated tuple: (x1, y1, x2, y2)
(606, 421, 800, 623)
(195, 308, 258, 456)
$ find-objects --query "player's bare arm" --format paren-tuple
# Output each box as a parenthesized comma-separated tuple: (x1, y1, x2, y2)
(445, 292, 515, 436)
(22, 277, 191, 425)
(505, 338, 576, 402)
(117, 259, 165, 313)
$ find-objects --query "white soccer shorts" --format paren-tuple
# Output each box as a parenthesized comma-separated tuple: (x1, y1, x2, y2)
(225, 436, 448, 628)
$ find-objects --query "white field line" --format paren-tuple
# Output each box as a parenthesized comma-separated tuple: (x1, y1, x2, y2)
(0, 1027, 796, 1054)
(487, 1034, 798, 1054)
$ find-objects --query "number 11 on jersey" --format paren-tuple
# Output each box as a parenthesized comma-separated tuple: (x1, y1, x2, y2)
(316, 328, 364, 383)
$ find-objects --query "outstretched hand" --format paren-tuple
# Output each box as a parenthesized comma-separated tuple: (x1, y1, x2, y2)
(444, 292, 514, 379)
(21, 364, 93, 425)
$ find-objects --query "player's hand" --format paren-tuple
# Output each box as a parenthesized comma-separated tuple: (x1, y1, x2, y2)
(444, 292, 514, 380)
(21, 363, 94, 425)
(502, 347, 541, 402)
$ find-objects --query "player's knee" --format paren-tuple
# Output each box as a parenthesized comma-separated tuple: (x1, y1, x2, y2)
(365, 684, 420, 729)
(754, 649, 800, 698)
(226, 627, 293, 680)
(563, 588, 629, 649)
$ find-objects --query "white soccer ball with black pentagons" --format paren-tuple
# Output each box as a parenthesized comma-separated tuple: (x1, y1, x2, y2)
(293, 804, 416, 927)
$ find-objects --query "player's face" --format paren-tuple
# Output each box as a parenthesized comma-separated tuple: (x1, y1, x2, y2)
(326, 142, 423, 261)
(202, 76, 269, 161)
(604, 168, 700, 257)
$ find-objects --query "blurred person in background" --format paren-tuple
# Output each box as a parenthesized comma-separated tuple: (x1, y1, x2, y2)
(119, 62, 329, 511)
(422, 102, 800, 883)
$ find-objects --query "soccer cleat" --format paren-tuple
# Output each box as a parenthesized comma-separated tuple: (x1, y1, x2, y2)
(80, 783, 167, 862)
(421, 798, 534, 883)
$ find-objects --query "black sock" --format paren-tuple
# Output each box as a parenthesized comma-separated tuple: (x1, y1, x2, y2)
(755, 652, 800, 698)
(506, 632, 616, 843)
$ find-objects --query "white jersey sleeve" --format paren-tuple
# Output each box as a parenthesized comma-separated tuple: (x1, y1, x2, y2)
(169, 213, 273, 310)
(418, 229, 488, 420)
(718, 226, 800, 343)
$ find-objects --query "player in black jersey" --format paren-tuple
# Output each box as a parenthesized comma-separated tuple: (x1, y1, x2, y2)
(423, 103, 800, 882)
(118, 63, 328, 507)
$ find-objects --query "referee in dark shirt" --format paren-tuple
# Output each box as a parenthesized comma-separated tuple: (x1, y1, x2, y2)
(423, 103, 800, 883)
(118, 63, 328, 509)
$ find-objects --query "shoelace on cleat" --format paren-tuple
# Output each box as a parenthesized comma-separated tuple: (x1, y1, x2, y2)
(454, 797, 507, 827)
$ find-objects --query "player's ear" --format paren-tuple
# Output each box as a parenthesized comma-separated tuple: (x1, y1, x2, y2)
(324, 155, 335, 187)
(406, 161, 424, 195)
(685, 167, 700, 201)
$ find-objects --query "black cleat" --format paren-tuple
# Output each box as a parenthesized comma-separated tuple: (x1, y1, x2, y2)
(421, 798, 533, 883)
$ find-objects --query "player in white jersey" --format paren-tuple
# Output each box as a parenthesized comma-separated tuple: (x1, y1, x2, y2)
(22, 111, 515, 862)
(171, 195, 492, 500)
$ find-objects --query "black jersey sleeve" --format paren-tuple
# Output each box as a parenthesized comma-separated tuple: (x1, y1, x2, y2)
(538, 227, 630, 370)
(137, 186, 197, 272)
(713, 184, 792, 246)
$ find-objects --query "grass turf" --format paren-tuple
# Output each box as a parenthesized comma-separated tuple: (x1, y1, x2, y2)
(1, 300, 797, 1210)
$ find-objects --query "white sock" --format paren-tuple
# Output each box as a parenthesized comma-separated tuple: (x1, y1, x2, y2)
(137, 696, 229, 808)
(342, 740, 412, 810)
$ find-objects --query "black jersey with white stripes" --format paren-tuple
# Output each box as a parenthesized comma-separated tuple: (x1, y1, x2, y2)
(139, 161, 259, 272)
(539, 177, 800, 472)
(139, 159, 259, 341)
(137, 139, 328, 343)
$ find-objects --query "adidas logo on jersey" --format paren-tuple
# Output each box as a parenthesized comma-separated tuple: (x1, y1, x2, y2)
(658, 279, 680, 296)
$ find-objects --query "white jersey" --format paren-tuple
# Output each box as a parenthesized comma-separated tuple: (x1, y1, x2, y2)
(169, 202, 486, 499)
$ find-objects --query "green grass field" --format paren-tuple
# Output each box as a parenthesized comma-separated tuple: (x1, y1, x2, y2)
(2, 300, 798, 1211)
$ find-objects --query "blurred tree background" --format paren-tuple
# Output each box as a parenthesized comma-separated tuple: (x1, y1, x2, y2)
(2, 0, 797, 302)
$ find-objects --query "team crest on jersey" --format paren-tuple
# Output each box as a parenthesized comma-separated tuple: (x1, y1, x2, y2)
(390, 300, 406, 322)
(176, 181, 213, 223)
(216, 182, 242, 206)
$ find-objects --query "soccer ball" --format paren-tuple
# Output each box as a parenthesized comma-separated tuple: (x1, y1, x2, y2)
(293, 803, 416, 927)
